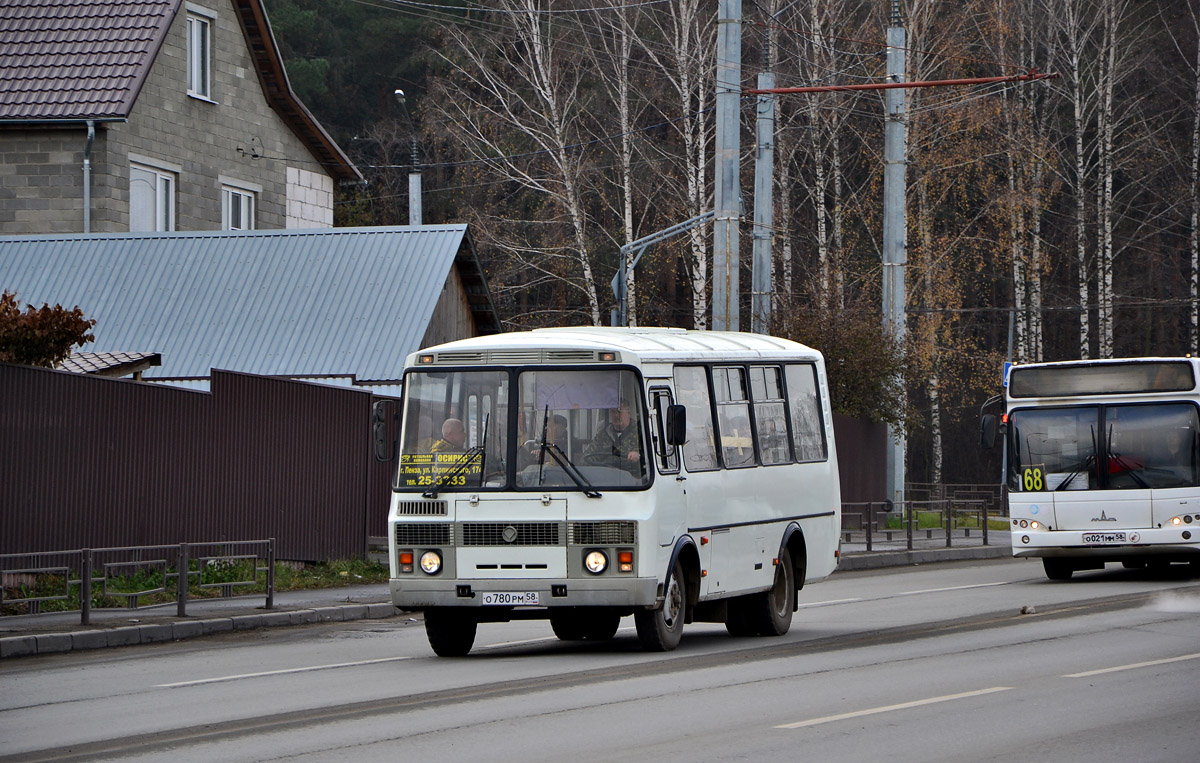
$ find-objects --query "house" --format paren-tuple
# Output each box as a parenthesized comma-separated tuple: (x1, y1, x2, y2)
(0, 0, 361, 234)
(0, 225, 501, 394)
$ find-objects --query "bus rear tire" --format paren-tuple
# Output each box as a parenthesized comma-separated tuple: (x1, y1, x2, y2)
(424, 608, 477, 657)
(635, 558, 686, 651)
(1043, 558, 1074, 581)
(751, 548, 795, 636)
(551, 610, 621, 641)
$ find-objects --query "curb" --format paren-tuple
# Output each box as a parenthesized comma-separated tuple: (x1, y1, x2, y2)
(837, 545, 1010, 571)
(0, 601, 400, 659)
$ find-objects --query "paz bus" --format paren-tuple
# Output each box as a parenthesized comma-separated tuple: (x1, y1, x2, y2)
(373, 327, 842, 656)
(982, 357, 1200, 580)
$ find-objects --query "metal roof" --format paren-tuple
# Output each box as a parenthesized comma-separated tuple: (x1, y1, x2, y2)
(0, 225, 497, 382)
(58, 351, 162, 377)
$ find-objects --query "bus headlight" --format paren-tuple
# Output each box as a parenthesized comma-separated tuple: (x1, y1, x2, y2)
(419, 551, 442, 575)
(584, 550, 608, 574)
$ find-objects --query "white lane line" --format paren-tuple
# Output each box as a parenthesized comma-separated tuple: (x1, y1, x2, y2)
(898, 582, 1011, 596)
(1063, 652, 1200, 679)
(481, 626, 638, 650)
(157, 656, 413, 688)
(775, 687, 1013, 729)
(797, 597, 864, 608)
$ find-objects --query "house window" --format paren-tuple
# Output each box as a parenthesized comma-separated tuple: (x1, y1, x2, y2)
(129, 163, 175, 232)
(186, 10, 213, 99)
(222, 187, 255, 230)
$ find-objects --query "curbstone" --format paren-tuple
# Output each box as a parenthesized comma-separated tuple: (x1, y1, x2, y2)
(70, 630, 109, 652)
(261, 611, 293, 628)
(231, 615, 263, 631)
(367, 603, 397, 619)
(290, 610, 318, 625)
(312, 607, 344, 622)
(201, 618, 234, 635)
(1, 636, 37, 658)
(172, 621, 204, 640)
(35, 633, 74, 654)
(140, 624, 175, 644)
(106, 627, 142, 647)
(339, 604, 368, 621)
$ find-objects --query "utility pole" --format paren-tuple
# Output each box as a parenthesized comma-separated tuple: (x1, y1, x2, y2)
(882, 1, 907, 509)
(751, 67, 775, 334)
(394, 89, 423, 226)
(713, 0, 741, 331)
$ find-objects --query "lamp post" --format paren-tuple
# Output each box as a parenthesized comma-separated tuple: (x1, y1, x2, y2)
(394, 89, 422, 226)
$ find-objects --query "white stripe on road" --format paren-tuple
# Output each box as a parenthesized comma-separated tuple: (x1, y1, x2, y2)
(158, 656, 413, 688)
(1063, 652, 1200, 678)
(897, 582, 1011, 596)
(796, 598, 864, 608)
(775, 687, 1013, 729)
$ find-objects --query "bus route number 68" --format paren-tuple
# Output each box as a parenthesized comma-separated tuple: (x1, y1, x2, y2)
(1022, 466, 1044, 491)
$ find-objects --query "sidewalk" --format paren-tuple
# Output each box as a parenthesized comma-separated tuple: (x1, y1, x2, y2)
(1, 535, 1011, 659)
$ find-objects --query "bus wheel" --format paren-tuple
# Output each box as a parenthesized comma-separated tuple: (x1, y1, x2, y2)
(749, 548, 795, 636)
(424, 608, 477, 657)
(1042, 558, 1074, 581)
(635, 558, 686, 651)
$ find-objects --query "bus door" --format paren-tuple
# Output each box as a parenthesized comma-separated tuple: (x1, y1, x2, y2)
(648, 385, 687, 551)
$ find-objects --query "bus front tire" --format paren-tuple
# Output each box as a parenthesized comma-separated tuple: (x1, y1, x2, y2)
(635, 559, 686, 651)
(424, 608, 477, 657)
(1043, 558, 1074, 581)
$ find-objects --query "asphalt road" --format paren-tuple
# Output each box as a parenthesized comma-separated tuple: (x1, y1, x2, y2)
(2, 557, 1198, 762)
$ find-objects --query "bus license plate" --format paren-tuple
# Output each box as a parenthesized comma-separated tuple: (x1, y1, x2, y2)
(481, 591, 539, 606)
(1082, 532, 1127, 544)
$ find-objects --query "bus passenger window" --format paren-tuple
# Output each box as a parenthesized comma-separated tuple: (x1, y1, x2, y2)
(785, 364, 828, 461)
(715, 366, 756, 468)
(672, 365, 718, 471)
(751, 366, 791, 465)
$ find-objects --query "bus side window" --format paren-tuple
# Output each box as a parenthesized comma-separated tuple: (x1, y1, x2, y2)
(715, 366, 756, 468)
(649, 387, 680, 474)
(751, 365, 792, 465)
(785, 364, 828, 462)
(672, 365, 719, 471)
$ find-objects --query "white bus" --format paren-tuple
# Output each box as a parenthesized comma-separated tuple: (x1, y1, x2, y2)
(983, 357, 1200, 580)
(373, 327, 841, 656)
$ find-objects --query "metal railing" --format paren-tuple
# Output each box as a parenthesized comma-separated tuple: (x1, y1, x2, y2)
(841, 500, 997, 552)
(0, 540, 274, 625)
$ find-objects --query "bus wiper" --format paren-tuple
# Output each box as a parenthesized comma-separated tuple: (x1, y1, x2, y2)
(541, 441, 601, 498)
(423, 445, 484, 499)
(1055, 453, 1093, 490)
(424, 414, 489, 499)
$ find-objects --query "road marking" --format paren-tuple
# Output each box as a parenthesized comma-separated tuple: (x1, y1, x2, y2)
(775, 687, 1013, 729)
(481, 626, 638, 650)
(157, 656, 412, 688)
(797, 597, 864, 608)
(1063, 652, 1200, 678)
(898, 582, 1010, 596)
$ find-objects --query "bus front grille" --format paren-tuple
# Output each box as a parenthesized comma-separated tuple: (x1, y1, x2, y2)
(460, 522, 562, 546)
(395, 500, 448, 516)
(569, 521, 637, 545)
(394, 523, 452, 546)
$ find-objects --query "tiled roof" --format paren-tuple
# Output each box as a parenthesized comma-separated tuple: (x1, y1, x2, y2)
(0, 0, 175, 121)
(58, 351, 162, 376)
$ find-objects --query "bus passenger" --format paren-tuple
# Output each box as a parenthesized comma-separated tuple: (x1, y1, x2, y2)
(431, 418, 467, 453)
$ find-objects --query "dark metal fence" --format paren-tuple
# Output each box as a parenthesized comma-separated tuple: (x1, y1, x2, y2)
(841, 499, 997, 552)
(0, 540, 274, 625)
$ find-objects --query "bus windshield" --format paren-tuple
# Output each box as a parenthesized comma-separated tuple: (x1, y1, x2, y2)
(1008, 403, 1200, 491)
(396, 367, 650, 492)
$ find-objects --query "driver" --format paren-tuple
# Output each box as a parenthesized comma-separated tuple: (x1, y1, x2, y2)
(431, 418, 467, 453)
(585, 402, 642, 473)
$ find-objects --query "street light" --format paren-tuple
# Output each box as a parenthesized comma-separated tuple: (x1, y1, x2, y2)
(394, 89, 422, 226)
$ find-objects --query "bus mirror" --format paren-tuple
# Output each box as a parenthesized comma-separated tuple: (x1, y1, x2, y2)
(980, 414, 998, 449)
(665, 404, 686, 446)
(372, 399, 397, 462)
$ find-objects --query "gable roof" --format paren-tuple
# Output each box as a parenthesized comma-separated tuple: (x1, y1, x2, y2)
(0, 0, 360, 182)
(0, 226, 500, 383)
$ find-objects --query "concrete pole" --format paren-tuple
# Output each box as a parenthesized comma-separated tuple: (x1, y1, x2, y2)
(751, 71, 775, 334)
(883, 3, 907, 509)
(713, 0, 741, 331)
